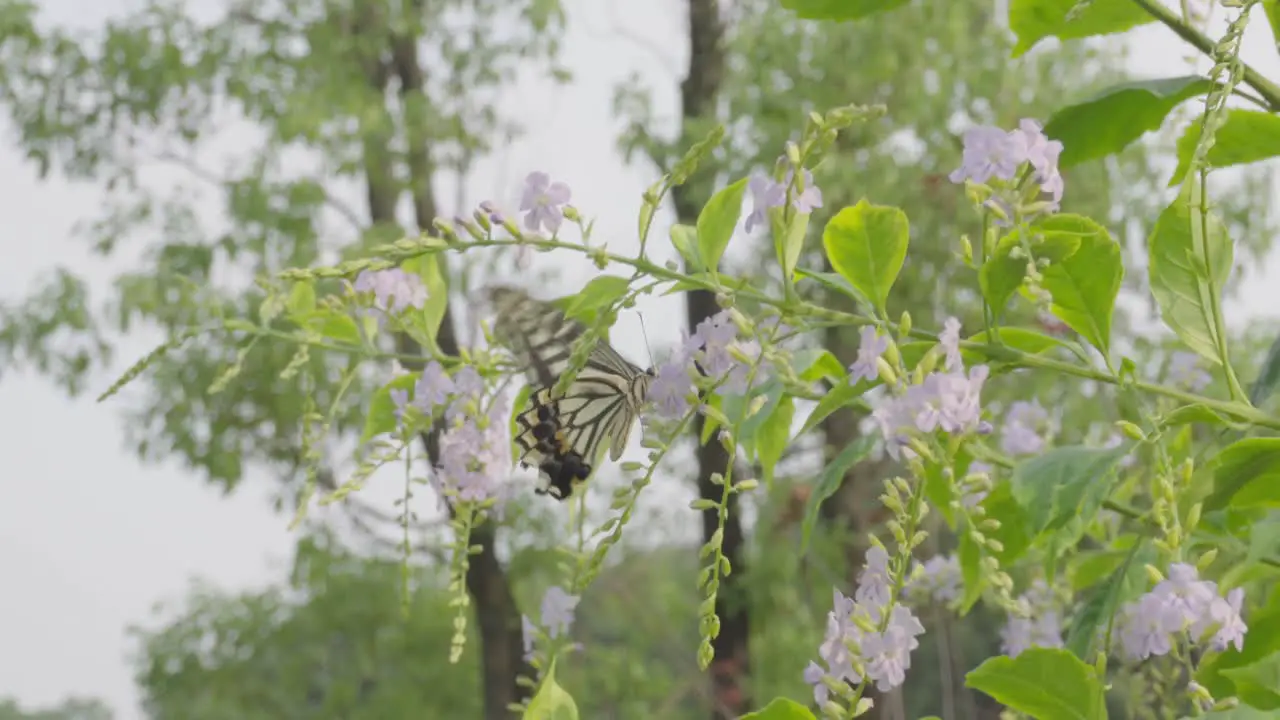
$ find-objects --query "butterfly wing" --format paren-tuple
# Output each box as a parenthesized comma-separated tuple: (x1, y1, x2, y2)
(487, 285, 586, 388)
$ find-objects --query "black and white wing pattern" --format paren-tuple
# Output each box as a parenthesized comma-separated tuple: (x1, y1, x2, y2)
(486, 285, 654, 500)
(487, 285, 585, 388)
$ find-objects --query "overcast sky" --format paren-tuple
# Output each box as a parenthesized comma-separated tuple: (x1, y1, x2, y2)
(3, 1, 1280, 718)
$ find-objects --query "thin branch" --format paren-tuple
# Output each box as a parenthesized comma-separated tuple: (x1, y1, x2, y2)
(149, 149, 368, 233)
(1129, 0, 1280, 110)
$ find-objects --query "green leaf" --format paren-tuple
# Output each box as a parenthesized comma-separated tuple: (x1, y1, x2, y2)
(1250, 330, 1280, 407)
(696, 177, 749, 270)
(1044, 76, 1211, 168)
(1147, 178, 1235, 370)
(778, 0, 908, 21)
(794, 268, 875, 313)
(966, 647, 1107, 720)
(774, 210, 811, 287)
(1170, 109, 1280, 186)
(1065, 541, 1147, 660)
(739, 696, 817, 720)
(980, 220, 1082, 317)
(1266, 0, 1280, 48)
(1037, 216, 1123, 356)
(821, 200, 909, 313)
(403, 254, 448, 354)
(360, 374, 418, 444)
(983, 482, 1033, 565)
(1206, 438, 1280, 512)
(670, 224, 703, 271)
(1162, 403, 1252, 431)
(285, 280, 316, 319)
(800, 379, 870, 436)
(1010, 0, 1153, 56)
(1066, 537, 1141, 591)
(966, 328, 1072, 363)
(305, 309, 361, 345)
(1011, 445, 1130, 536)
(735, 379, 785, 442)
(525, 660, 580, 720)
(1221, 654, 1280, 710)
(562, 275, 631, 321)
(756, 395, 795, 484)
(800, 435, 875, 553)
(791, 348, 845, 383)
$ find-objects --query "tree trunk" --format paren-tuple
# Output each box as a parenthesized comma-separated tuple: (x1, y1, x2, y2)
(348, 5, 531, 716)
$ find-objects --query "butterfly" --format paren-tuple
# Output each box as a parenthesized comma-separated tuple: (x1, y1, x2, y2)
(487, 285, 654, 500)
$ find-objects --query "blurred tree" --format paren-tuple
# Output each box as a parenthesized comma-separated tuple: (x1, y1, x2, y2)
(0, 0, 566, 715)
(0, 698, 113, 720)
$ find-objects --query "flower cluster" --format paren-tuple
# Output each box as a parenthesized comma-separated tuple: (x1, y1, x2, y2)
(1118, 563, 1246, 661)
(905, 554, 962, 605)
(354, 268, 428, 314)
(392, 361, 512, 502)
(804, 547, 926, 706)
(1000, 400, 1052, 456)
(649, 310, 773, 420)
(950, 118, 1065, 212)
(863, 318, 991, 460)
(745, 168, 825, 233)
(522, 585, 581, 661)
(1000, 579, 1064, 657)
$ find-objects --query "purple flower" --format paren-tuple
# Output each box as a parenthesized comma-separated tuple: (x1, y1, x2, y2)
(861, 605, 926, 692)
(938, 317, 962, 372)
(745, 173, 786, 233)
(907, 554, 961, 604)
(1000, 579, 1063, 657)
(390, 387, 411, 423)
(1117, 563, 1247, 660)
(950, 126, 1022, 185)
(413, 361, 455, 413)
(519, 171, 571, 234)
(1206, 588, 1247, 652)
(877, 366, 989, 455)
(354, 268, 428, 313)
(855, 545, 893, 613)
(1169, 351, 1211, 392)
(691, 311, 740, 376)
(787, 168, 824, 214)
(805, 549, 925, 697)
(479, 200, 505, 224)
(803, 661, 829, 706)
(744, 168, 824, 233)
(1010, 119, 1065, 208)
(651, 359, 694, 419)
(541, 586, 579, 639)
(951, 119, 1065, 210)
(1000, 400, 1050, 456)
(849, 326, 888, 384)
(436, 392, 512, 502)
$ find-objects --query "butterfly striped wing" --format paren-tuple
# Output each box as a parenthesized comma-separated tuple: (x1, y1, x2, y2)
(487, 285, 585, 388)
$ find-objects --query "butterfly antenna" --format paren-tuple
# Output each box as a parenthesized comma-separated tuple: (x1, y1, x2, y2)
(638, 312, 656, 372)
